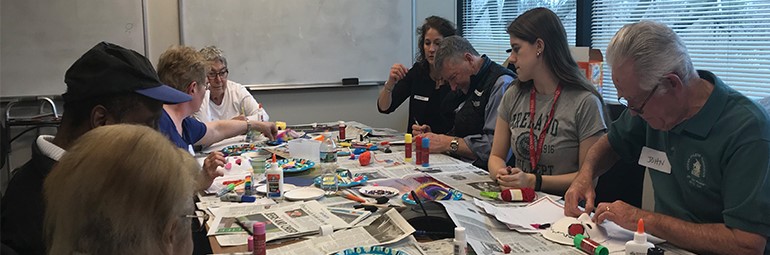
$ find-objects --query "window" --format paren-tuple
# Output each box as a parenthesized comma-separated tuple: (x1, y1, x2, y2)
(461, 0, 577, 64)
(593, 0, 770, 100)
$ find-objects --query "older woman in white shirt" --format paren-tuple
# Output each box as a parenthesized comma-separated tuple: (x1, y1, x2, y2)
(195, 46, 269, 122)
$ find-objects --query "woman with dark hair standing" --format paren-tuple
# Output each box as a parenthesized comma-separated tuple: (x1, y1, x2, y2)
(377, 16, 456, 134)
(489, 8, 607, 195)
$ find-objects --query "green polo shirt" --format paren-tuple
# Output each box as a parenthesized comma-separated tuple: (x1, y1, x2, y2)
(608, 70, 770, 252)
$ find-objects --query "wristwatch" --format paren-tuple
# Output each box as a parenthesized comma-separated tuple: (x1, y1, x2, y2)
(449, 137, 459, 153)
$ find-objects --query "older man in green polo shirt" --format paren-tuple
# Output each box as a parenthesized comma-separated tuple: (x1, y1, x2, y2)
(564, 21, 770, 254)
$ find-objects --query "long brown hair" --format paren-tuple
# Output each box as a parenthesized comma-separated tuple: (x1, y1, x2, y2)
(416, 16, 457, 69)
(506, 8, 602, 102)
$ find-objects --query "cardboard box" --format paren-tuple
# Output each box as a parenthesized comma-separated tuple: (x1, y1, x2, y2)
(570, 47, 604, 94)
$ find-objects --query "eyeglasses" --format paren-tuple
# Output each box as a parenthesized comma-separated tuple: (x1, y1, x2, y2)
(618, 83, 659, 115)
(183, 209, 210, 232)
(206, 69, 229, 79)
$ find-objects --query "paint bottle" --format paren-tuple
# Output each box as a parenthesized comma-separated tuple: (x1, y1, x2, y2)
(338, 121, 346, 140)
(574, 234, 609, 255)
(247, 236, 254, 252)
(421, 137, 430, 167)
(266, 154, 283, 200)
(453, 227, 467, 255)
(625, 219, 654, 255)
(404, 134, 413, 162)
(415, 136, 423, 165)
(253, 222, 266, 255)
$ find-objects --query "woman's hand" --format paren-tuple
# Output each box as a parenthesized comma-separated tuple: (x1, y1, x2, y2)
(411, 124, 432, 136)
(496, 167, 533, 189)
(386, 63, 409, 88)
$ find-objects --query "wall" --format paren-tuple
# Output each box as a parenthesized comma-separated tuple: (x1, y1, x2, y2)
(1, 0, 457, 192)
(146, 0, 456, 132)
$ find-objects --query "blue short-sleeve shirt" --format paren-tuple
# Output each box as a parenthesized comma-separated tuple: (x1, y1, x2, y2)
(159, 109, 207, 149)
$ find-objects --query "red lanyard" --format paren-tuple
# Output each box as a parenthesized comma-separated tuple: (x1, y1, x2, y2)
(529, 84, 562, 171)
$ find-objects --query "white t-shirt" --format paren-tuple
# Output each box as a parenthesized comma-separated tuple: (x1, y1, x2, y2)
(194, 80, 269, 122)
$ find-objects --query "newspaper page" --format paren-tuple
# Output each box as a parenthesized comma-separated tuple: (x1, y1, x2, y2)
(207, 201, 348, 243)
(429, 169, 500, 200)
(268, 209, 416, 255)
(439, 200, 582, 255)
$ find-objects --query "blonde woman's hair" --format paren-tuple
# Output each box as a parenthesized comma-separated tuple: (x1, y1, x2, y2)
(44, 124, 199, 254)
(157, 45, 208, 92)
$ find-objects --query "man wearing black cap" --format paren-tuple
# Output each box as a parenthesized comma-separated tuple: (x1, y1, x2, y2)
(0, 41, 192, 255)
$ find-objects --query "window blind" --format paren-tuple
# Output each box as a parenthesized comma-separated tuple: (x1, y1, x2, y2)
(461, 0, 577, 65)
(593, 0, 770, 100)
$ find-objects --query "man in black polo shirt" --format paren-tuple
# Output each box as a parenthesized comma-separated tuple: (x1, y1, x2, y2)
(414, 35, 516, 170)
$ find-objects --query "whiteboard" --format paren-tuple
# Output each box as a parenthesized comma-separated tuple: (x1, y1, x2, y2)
(0, 0, 146, 98)
(180, 0, 413, 89)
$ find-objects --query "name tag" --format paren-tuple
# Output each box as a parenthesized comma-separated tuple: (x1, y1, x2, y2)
(638, 146, 671, 174)
(413, 95, 429, 102)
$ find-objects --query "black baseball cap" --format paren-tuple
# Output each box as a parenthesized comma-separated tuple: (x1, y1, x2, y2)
(62, 41, 191, 104)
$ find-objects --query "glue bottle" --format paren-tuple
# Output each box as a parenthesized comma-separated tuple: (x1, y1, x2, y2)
(404, 134, 412, 162)
(625, 218, 654, 255)
(266, 154, 283, 200)
(453, 227, 467, 255)
(415, 136, 423, 165)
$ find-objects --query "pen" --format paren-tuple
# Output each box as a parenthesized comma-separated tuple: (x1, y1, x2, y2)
(234, 218, 254, 235)
(414, 118, 420, 126)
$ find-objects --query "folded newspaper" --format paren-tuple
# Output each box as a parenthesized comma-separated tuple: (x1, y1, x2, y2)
(268, 209, 417, 255)
(207, 200, 349, 243)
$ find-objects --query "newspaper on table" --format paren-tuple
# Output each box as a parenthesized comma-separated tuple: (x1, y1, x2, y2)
(439, 200, 583, 255)
(428, 167, 500, 200)
(207, 200, 349, 244)
(267, 208, 416, 255)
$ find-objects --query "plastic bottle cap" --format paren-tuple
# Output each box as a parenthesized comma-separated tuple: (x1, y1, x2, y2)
(454, 227, 466, 242)
(637, 218, 645, 234)
(253, 222, 266, 235)
(405, 134, 412, 143)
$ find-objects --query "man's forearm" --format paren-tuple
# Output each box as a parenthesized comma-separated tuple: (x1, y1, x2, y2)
(644, 212, 766, 255)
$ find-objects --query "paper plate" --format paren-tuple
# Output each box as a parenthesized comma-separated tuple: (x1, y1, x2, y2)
(266, 158, 316, 173)
(336, 246, 408, 255)
(358, 186, 400, 198)
(313, 174, 368, 188)
(220, 143, 260, 156)
(255, 184, 298, 194)
(284, 187, 326, 201)
(542, 213, 607, 245)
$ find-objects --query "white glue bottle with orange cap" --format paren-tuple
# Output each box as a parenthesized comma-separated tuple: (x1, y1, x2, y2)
(625, 218, 654, 255)
(266, 154, 283, 200)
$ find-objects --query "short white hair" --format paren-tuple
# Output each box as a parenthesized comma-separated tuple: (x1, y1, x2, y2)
(606, 21, 697, 91)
